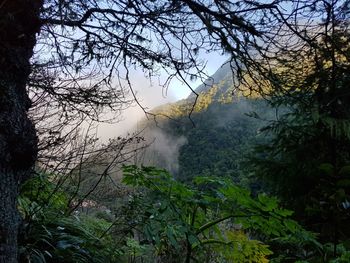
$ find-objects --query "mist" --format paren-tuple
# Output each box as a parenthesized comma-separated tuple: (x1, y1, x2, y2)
(93, 58, 235, 174)
(136, 128, 187, 174)
(95, 52, 228, 140)
(96, 71, 178, 141)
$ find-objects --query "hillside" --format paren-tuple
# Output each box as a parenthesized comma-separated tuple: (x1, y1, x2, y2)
(64, 63, 274, 207)
(137, 63, 274, 184)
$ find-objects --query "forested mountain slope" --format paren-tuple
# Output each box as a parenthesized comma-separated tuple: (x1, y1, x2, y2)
(60, 63, 273, 213)
(138, 63, 274, 184)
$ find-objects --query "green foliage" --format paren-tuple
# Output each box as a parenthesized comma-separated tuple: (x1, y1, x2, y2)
(19, 173, 68, 217)
(122, 165, 316, 262)
(162, 98, 272, 185)
(18, 173, 121, 263)
(248, 105, 350, 261)
(210, 231, 272, 263)
(245, 19, 350, 262)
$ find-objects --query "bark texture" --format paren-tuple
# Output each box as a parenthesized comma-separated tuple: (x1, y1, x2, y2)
(0, 0, 43, 262)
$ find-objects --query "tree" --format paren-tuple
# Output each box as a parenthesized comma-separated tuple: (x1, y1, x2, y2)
(1, 0, 349, 261)
(0, 1, 278, 261)
(0, 2, 42, 262)
(246, 0, 350, 256)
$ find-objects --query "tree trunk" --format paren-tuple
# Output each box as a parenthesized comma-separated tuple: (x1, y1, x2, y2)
(0, 171, 20, 263)
(0, 1, 43, 262)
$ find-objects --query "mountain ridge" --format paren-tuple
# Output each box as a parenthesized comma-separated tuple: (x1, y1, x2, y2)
(137, 62, 274, 182)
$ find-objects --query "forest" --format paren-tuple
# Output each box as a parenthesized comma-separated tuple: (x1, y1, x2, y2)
(1, 0, 350, 262)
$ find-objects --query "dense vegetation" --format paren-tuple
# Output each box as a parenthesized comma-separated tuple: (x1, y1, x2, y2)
(2, 1, 350, 262)
(18, 61, 350, 262)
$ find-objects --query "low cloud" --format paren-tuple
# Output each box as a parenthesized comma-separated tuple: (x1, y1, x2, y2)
(138, 128, 187, 173)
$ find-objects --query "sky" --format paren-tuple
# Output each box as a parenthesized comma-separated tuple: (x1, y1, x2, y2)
(96, 51, 227, 141)
(130, 49, 228, 106)
(168, 51, 228, 100)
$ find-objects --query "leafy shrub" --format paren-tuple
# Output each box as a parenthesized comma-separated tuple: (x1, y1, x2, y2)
(121, 165, 318, 262)
(18, 173, 121, 263)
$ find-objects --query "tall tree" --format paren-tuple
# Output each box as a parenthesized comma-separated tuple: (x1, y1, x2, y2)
(248, 0, 350, 254)
(0, 1, 42, 262)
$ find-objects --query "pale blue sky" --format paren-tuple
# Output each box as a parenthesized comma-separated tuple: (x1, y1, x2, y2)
(168, 51, 228, 100)
(96, 52, 227, 140)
